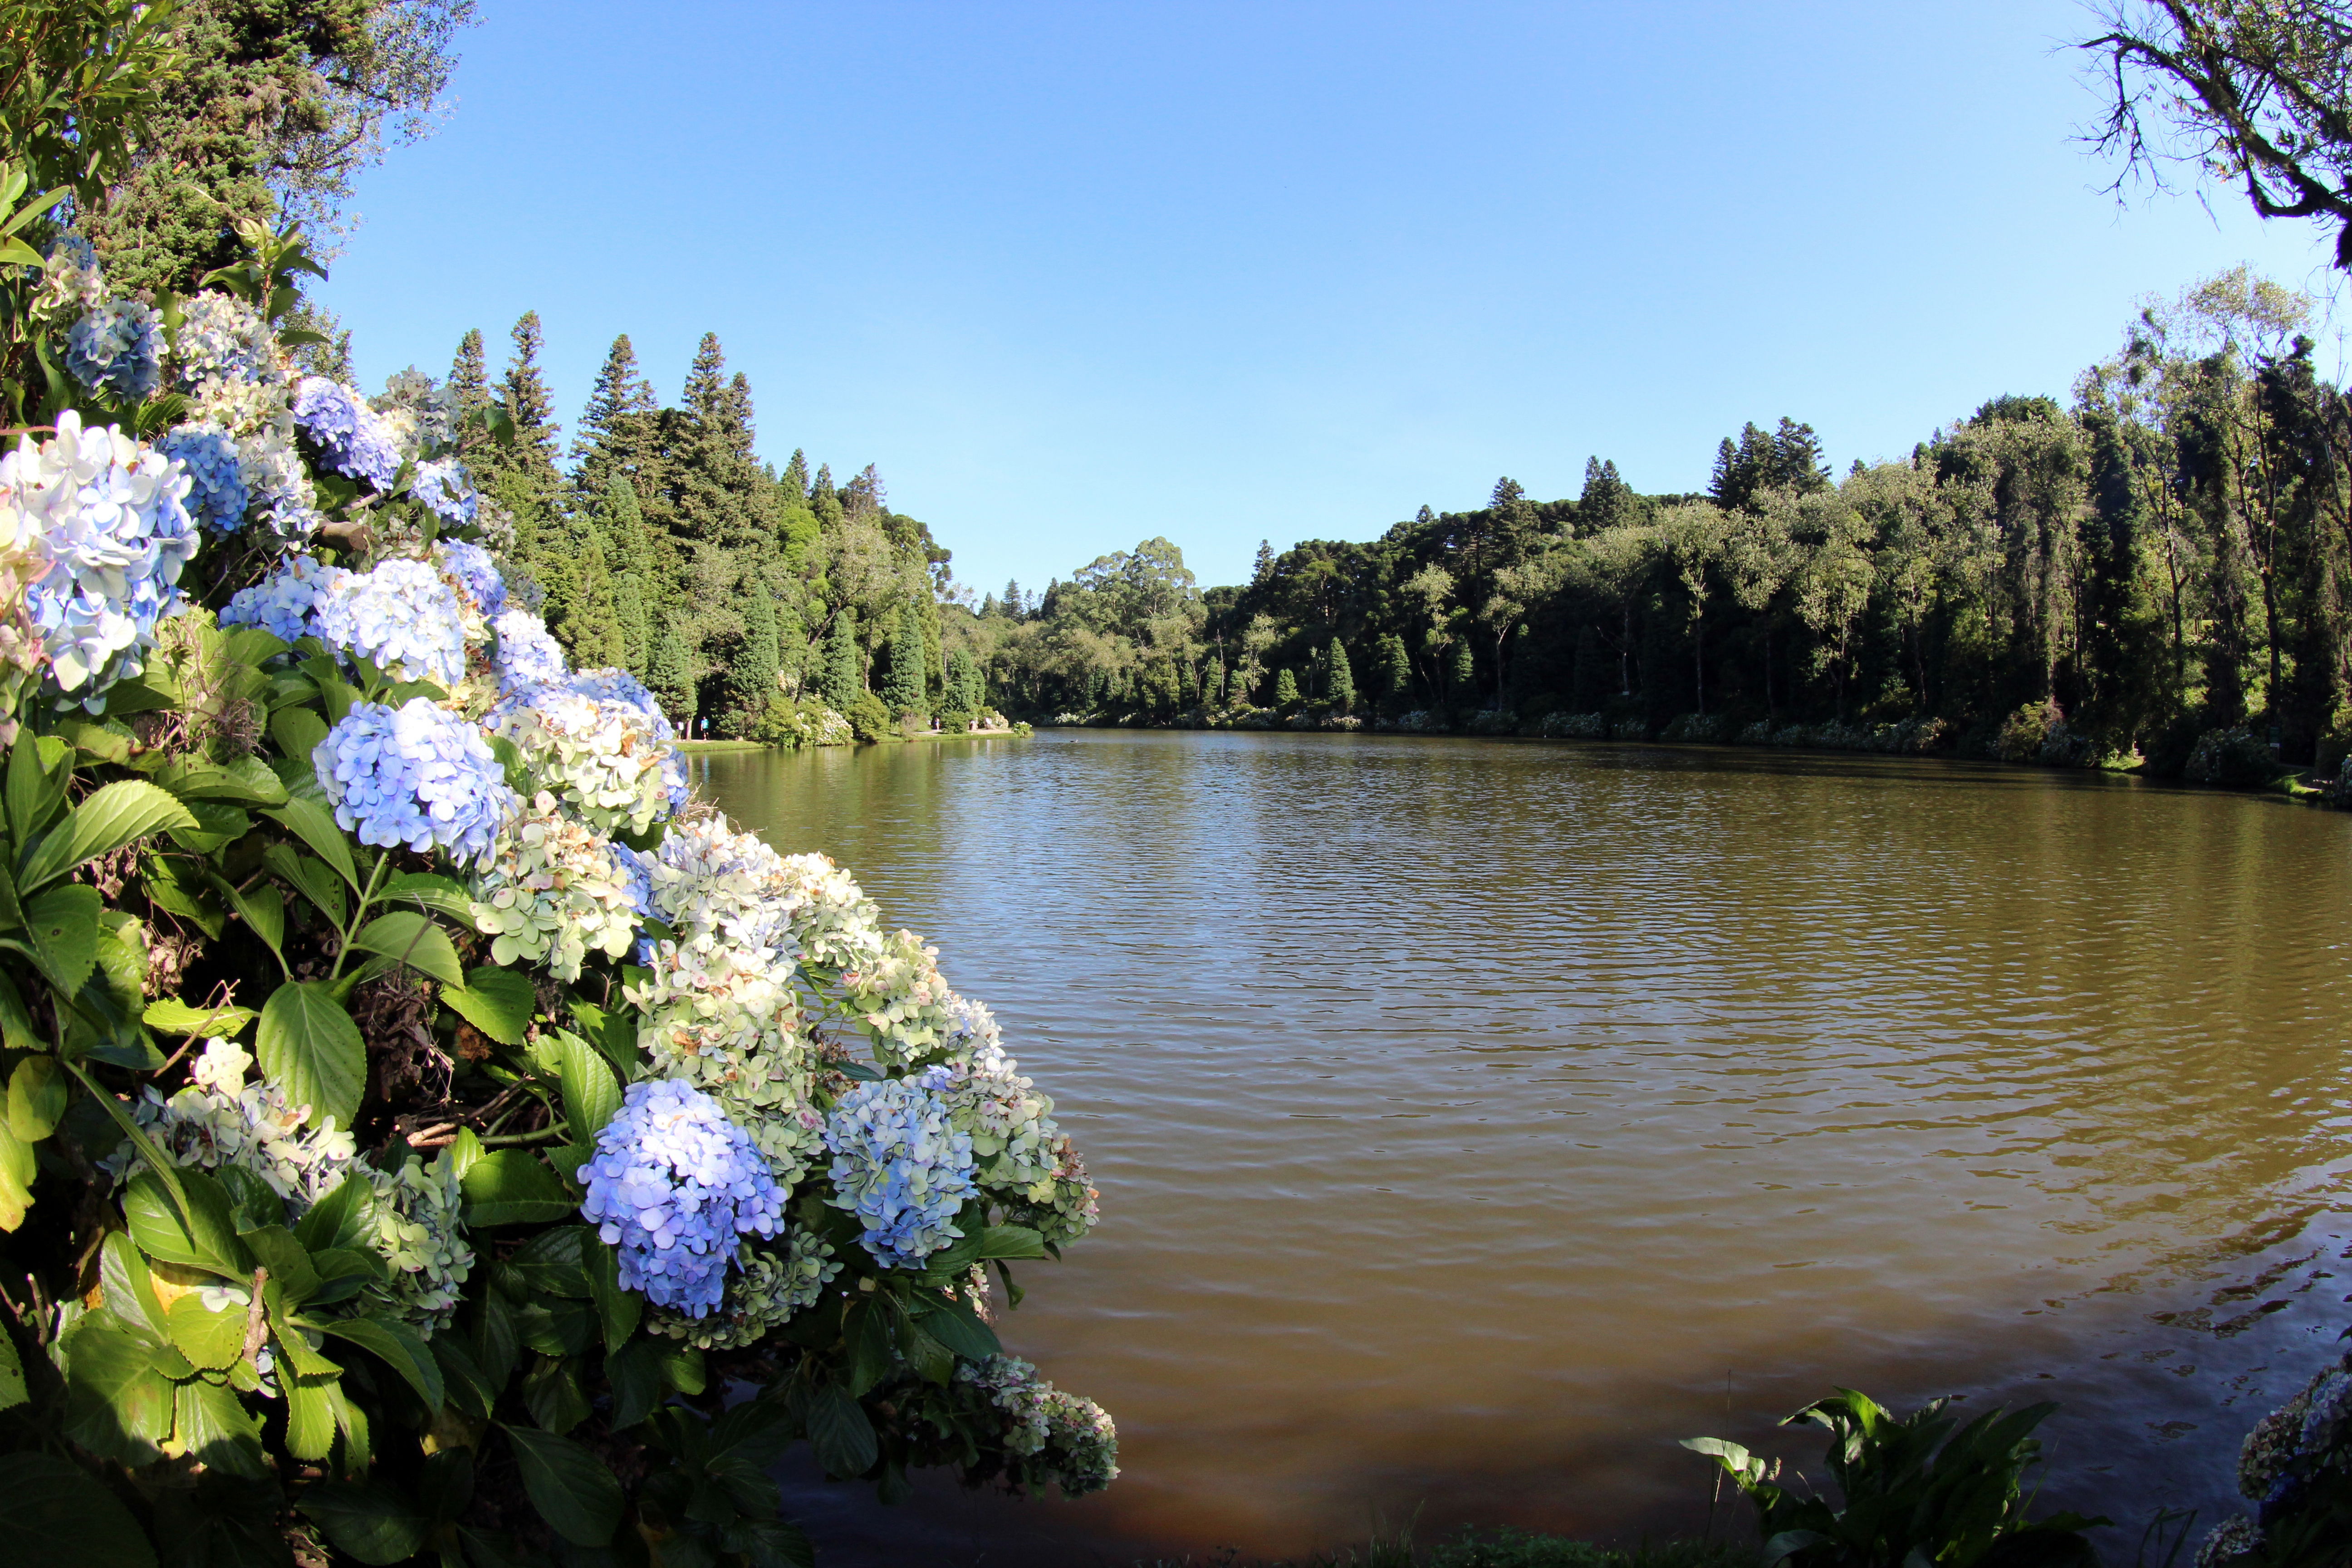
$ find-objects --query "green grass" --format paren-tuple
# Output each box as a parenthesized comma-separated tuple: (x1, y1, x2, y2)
(671, 738, 770, 753)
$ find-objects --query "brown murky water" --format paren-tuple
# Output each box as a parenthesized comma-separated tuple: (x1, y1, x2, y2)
(697, 730, 2352, 1565)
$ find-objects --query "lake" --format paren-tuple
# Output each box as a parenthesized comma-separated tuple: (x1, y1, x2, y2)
(696, 729, 2352, 1565)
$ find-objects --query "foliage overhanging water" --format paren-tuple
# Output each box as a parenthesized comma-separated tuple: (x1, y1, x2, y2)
(701, 729, 2352, 1565)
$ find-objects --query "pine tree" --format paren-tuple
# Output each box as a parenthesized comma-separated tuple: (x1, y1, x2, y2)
(1274, 668, 1300, 706)
(489, 313, 564, 567)
(650, 623, 696, 731)
(449, 329, 490, 457)
(780, 449, 811, 503)
(1253, 541, 1275, 584)
(1449, 639, 1474, 694)
(942, 647, 978, 719)
(671, 334, 736, 552)
(880, 600, 927, 718)
(820, 609, 861, 710)
(1204, 657, 1225, 705)
(1328, 637, 1355, 712)
(734, 586, 781, 716)
(614, 573, 651, 677)
(559, 522, 624, 668)
(1379, 633, 1412, 704)
(1002, 579, 1024, 619)
(573, 334, 660, 499)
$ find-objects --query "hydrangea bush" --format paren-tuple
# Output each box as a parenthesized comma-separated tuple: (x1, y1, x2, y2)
(0, 219, 1110, 1567)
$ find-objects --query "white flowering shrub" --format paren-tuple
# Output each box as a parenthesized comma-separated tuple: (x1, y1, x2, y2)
(0, 213, 1111, 1565)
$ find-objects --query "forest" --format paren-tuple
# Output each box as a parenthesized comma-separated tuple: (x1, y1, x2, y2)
(949, 266, 2352, 779)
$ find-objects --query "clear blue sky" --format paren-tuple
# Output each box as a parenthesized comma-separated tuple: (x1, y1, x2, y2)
(318, 0, 2337, 597)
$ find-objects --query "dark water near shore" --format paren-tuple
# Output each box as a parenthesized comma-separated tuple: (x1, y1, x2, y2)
(697, 730, 2352, 1565)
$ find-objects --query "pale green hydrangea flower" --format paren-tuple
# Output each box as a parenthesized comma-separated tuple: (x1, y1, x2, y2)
(645, 1225, 842, 1350)
(470, 790, 643, 980)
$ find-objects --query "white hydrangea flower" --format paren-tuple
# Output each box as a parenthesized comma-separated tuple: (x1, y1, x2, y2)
(627, 939, 823, 1182)
(647, 811, 797, 960)
(838, 927, 956, 1065)
(957, 1354, 1120, 1496)
(469, 790, 644, 980)
(777, 852, 886, 972)
(489, 682, 681, 837)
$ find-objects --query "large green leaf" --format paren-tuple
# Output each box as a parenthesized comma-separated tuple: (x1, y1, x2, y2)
(165, 1292, 248, 1371)
(256, 981, 364, 1129)
(22, 881, 100, 995)
(99, 1231, 174, 1341)
(5, 733, 69, 848)
(174, 1377, 268, 1478)
(269, 705, 329, 764)
(510, 1225, 594, 1298)
(211, 874, 285, 964)
(284, 1374, 338, 1461)
(314, 1315, 443, 1410)
(381, 870, 478, 923)
(241, 1224, 322, 1304)
(504, 1422, 624, 1546)
(553, 1029, 621, 1143)
(61, 1316, 171, 1465)
(6, 1054, 63, 1141)
(0, 1323, 23, 1409)
(263, 797, 359, 891)
(263, 843, 344, 926)
(349, 910, 466, 987)
(293, 1171, 376, 1254)
(440, 965, 534, 1044)
(152, 753, 287, 807)
(18, 779, 197, 892)
(909, 1294, 1002, 1361)
(587, 1233, 641, 1351)
(806, 1382, 879, 1479)
(460, 1149, 577, 1226)
(977, 1223, 1049, 1260)
(298, 1483, 428, 1567)
(0, 966, 34, 1050)
(164, 799, 252, 855)
(0, 1453, 158, 1568)
(142, 996, 259, 1039)
(122, 1169, 248, 1279)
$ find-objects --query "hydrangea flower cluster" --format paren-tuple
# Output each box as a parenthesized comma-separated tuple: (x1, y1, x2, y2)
(411, 457, 477, 525)
(823, 1070, 977, 1269)
(172, 294, 281, 388)
(778, 852, 888, 972)
(628, 939, 822, 1178)
(839, 928, 957, 1063)
(578, 1079, 785, 1316)
(314, 697, 518, 864)
(493, 608, 568, 691)
(109, 1040, 474, 1333)
(434, 538, 506, 617)
(293, 376, 405, 491)
(312, 557, 469, 684)
(956, 1355, 1121, 1497)
(489, 678, 682, 835)
(219, 552, 344, 643)
(646, 812, 796, 957)
(3, 409, 201, 701)
(66, 297, 163, 398)
(2201, 1348, 2352, 1564)
(469, 792, 646, 980)
(646, 1226, 842, 1352)
(32, 233, 104, 330)
(157, 426, 250, 534)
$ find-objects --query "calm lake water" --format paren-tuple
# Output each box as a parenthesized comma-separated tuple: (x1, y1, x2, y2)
(697, 730, 2352, 1565)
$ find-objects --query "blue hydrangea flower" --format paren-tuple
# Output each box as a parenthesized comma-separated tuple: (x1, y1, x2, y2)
(313, 558, 469, 685)
(434, 538, 505, 617)
(570, 667, 669, 733)
(578, 1079, 784, 1316)
(612, 840, 654, 918)
(66, 299, 163, 398)
(292, 376, 403, 491)
(219, 554, 346, 644)
(172, 294, 279, 387)
(410, 458, 478, 527)
(824, 1071, 977, 1269)
(312, 697, 517, 864)
(156, 427, 249, 534)
(492, 608, 567, 691)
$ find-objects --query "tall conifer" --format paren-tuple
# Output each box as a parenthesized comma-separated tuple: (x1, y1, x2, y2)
(881, 600, 927, 717)
(735, 587, 782, 715)
(821, 610, 861, 710)
(573, 334, 660, 499)
(650, 625, 696, 730)
(1328, 637, 1355, 712)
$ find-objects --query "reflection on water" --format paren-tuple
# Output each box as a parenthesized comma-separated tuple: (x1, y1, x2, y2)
(697, 730, 2352, 1565)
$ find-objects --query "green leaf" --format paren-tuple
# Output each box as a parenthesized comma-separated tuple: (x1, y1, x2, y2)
(429, 1333, 495, 1421)
(97, 676, 174, 715)
(165, 1292, 249, 1371)
(806, 1382, 879, 1478)
(0, 1323, 23, 1409)
(509, 1225, 593, 1297)
(99, 1233, 173, 1341)
(505, 1423, 625, 1546)
(152, 753, 287, 807)
(242, 1224, 323, 1304)
(350, 910, 466, 986)
(977, 1223, 1049, 1261)
(18, 780, 197, 892)
(140, 855, 225, 939)
(299, 1483, 428, 1567)
(166, 800, 252, 854)
(0, 1119, 30, 1230)
(313, 1315, 443, 1410)
(909, 1294, 1001, 1361)
(553, 1029, 621, 1143)
(460, 1149, 577, 1227)
(54, 715, 135, 764)
(294, 1171, 376, 1254)
(256, 981, 364, 1129)
(0, 966, 34, 1051)
(264, 797, 359, 891)
(61, 1316, 171, 1465)
(0, 1453, 158, 1568)
(23, 882, 100, 995)
(123, 1168, 248, 1279)
(6, 1055, 64, 1141)
(523, 1354, 591, 1433)
(448, 1124, 485, 1179)
(215, 877, 285, 963)
(269, 705, 329, 764)
(285, 1375, 338, 1460)
(604, 1339, 661, 1429)
(587, 1234, 641, 1351)
(142, 996, 259, 1039)
(381, 870, 477, 923)
(441, 965, 534, 1044)
(263, 843, 344, 926)
(567, 996, 640, 1079)
(175, 1377, 268, 1478)
(6, 732, 70, 848)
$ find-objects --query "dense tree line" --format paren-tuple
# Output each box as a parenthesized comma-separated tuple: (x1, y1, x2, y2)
(951, 267, 2352, 771)
(436, 321, 968, 737)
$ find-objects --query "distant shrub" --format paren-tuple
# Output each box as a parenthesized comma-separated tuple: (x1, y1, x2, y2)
(2185, 726, 2276, 788)
(1533, 711, 1606, 739)
(896, 710, 930, 738)
(1995, 700, 2062, 763)
(847, 689, 894, 741)
(1738, 719, 1774, 745)
(1385, 709, 1441, 733)
(1661, 713, 1727, 743)
(1607, 715, 1651, 740)
(937, 706, 973, 733)
(1465, 709, 1518, 735)
(752, 693, 851, 748)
